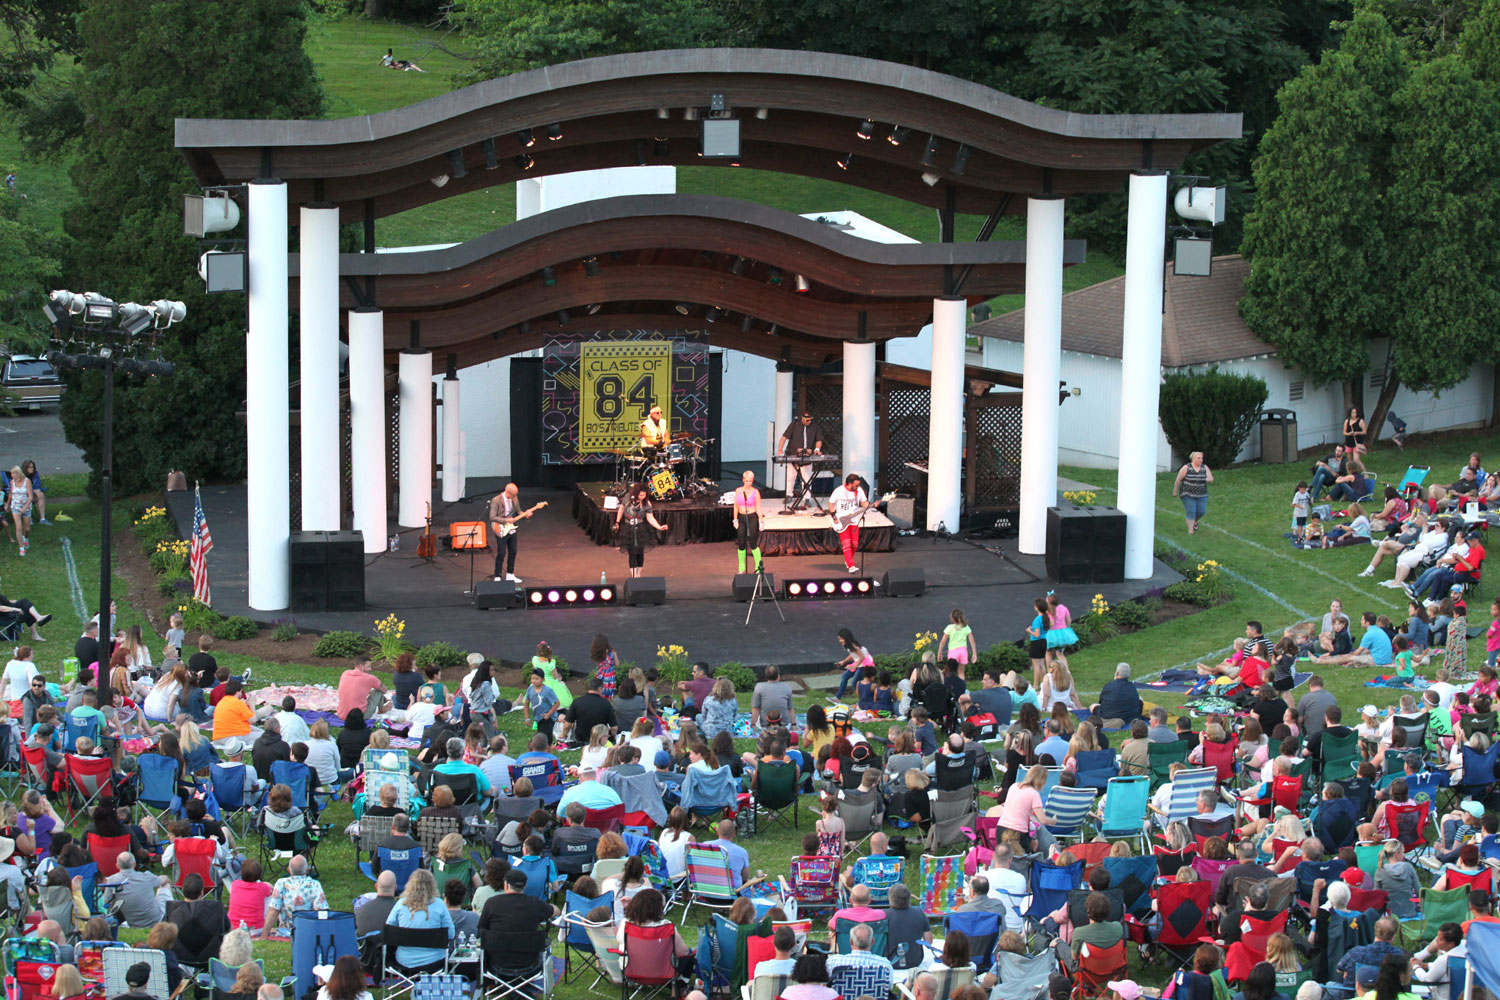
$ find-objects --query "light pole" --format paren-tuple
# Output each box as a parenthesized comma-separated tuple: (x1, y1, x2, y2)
(42, 291, 184, 705)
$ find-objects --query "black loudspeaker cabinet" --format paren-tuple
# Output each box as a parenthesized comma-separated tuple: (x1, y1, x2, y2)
(290, 530, 365, 612)
(731, 573, 776, 602)
(475, 580, 521, 610)
(1045, 506, 1095, 584)
(624, 577, 668, 606)
(1089, 507, 1127, 584)
(881, 567, 927, 597)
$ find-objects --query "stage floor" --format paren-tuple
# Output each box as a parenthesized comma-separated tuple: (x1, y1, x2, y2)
(196, 481, 1182, 672)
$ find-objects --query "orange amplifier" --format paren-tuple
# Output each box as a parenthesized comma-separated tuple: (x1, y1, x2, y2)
(448, 521, 488, 549)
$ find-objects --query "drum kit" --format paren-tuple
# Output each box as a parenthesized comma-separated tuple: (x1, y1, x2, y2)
(609, 431, 717, 500)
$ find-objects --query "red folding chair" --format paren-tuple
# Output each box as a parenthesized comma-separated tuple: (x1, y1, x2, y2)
(1386, 800, 1433, 858)
(63, 754, 116, 824)
(1200, 739, 1239, 784)
(1346, 887, 1389, 912)
(8, 960, 64, 1000)
(1224, 910, 1288, 982)
(19, 744, 51, 792)
(1071, 939, 1127, 1000)
(168, 837, 222, 896)
(1153, 879, 1212, 965)
(617, 921, 678, 1000)
(1067, 842, 1111, 879)
(1442, 867, 1493, 894)
(581, 805, 625, 835)
(1238, 776, 1302, 822)
(87, 834, 132, 879)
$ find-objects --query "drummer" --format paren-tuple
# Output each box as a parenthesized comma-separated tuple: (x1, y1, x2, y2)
(640, 405, 669, 462)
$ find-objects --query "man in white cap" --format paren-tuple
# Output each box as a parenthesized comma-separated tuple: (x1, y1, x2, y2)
(217, 737, 265, 799)
(0, 837, 25, 912)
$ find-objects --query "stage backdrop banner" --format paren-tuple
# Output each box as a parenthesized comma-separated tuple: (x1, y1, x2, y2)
(542, 330, 710, 465)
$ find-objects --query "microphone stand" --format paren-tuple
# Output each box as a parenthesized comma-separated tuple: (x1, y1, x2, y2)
(456, 524, 484, 599)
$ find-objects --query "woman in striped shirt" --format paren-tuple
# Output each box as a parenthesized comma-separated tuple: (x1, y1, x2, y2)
(1172, 450, 1214, 533)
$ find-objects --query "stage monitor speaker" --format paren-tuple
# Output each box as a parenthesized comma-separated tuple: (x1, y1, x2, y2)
(1089, 507, 1127, 583)
(1045, 506, 1095, 583)
(882, 567, 927, 597)
(731, 573, 776, 602)
(290, 531, 328, 566)
(624, 577, 667, 607)
(885, 497, 916, 529)
(290, 579, 327, 613)
(475, 580, 521, 610)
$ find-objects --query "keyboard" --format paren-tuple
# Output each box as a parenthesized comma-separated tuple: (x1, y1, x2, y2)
(773, 453, 840, 464)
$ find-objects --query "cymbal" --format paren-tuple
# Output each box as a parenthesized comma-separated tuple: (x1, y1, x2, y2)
(672, 431, 697, 441)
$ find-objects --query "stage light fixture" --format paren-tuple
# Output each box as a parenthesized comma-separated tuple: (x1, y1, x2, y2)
(430, 174, 449, 188)
(794, 274, 811, 293)
(587, 303, 602, 315)
(517, 128, 536, 148)
(767, 268, 783, 286)
(565, 589, 578, 602)
(683, 107, 699, 121)
(740, 315, 754, 333)
(548, 590, 561, 603)
(920, 133, 940, 166)
(521, 584, 619, 608)
(556, 309, 571, 325)
(547, 123, 564, 141)
(729, 257, 747, 276)
(953, 144, 971, 175)
(704, 307, 719, 323)
(447, 149, 468, 179)
(482, 138, 498, 170)
(674, 302, 692, 315)
(541, 267, 557, 286)
(836, 152, 854, 171)
(782, 577, 877, 600)
(921, 172, 940, 187)
(657, 107, 671, 119)
(653, 137, 670, 157)
(856, 118, 875, 140)
(529, 591, 543, 605)
(584, 256, 600, 277)
(888, 126, 910, 146)
(634, 139, 649, 166)
(514, 153, 535, 171)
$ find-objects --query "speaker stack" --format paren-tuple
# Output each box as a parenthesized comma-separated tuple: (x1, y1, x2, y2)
(289, 531, 365, 612)
(731, 573, 775, 602)
(474, 580, 522, 610)
(1045, 506, 1126, 584)
(623, 577, 668, 606)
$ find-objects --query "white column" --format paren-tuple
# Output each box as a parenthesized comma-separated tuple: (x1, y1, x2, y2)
(1019, 197, 1066, 554)
(441, 374, 463, 502)
(842, 341, 876, 488)
(298, 205, 341, 532)
(246, 180, 289, 611)
(1117, 172, 1169, 579)
(348, 308, 387, 554)
(773, 367, 793, 490)
(927, 297, 966, 533)
(398, 350, 433, 527)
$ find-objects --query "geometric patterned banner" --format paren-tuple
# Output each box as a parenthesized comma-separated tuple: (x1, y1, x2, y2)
(541, 330, 710, 464)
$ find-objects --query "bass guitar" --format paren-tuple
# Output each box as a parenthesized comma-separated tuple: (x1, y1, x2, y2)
(494, 501, 549, 537)
(829, 492, 897, 531)
(417, 502, 436, 560)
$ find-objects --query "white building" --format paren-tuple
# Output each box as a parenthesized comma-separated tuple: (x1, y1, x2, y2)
(970, 255, 1495, 469)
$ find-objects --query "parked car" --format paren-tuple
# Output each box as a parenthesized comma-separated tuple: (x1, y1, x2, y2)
(2, 354, 64, 409)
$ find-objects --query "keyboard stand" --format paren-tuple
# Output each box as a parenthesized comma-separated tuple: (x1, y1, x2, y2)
(782, 462, 817, 513)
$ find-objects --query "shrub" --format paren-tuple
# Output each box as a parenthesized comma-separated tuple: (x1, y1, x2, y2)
(174, 599, 222, 634)
(148, 540, 190, 576)
(874, 652, 917, 676)
(213, 616, 257, 641)
(1072, 612, 1117, 645)
(271, 617, 298, 642)
(1108, 599, 1157, 630)
(313, 630, 373, 659)
(415, 641, 468, 669)
(1158, 366, 1269, 467)
(717, 661, 757, 692)
(1163, 581, 1216, 607)
(656, 660, 690, 685)
(157, 575, 190, 598)
(1192, 560, 1233, 602)
(969, 641, 1028, 679)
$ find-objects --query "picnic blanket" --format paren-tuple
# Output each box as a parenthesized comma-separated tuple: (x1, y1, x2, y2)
(1139, 669, 1312, 697)
(248, 683, 340, 714)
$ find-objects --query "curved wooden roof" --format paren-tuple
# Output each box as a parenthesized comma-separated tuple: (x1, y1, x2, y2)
(292, 195, 1084, 365)
(177, 48, 1241, 219)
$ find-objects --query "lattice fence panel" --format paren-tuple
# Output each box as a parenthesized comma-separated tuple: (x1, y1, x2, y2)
(340, 396, 354, 527)
(882, 387, 930, 491)
(970, 398, 1023, 509)
(386, 389, 401, 509)
(801, 382, 843, 459)
(289, 423, 302, 533)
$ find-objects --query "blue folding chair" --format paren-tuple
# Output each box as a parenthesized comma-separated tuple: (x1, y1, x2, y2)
(63, 712, 100, 753)
(1023, 858, 1082, 925)
(1042, 785, 1097, 843)
(209, 762, 254, 839)
(1039, 767, 1065, 803)
(679, 765, 738, 822)
(135, 753, 184, 827)
(1096, 776, 1151, 853)
(513, 853, 559, 900)
(290, 910, 356, 1000)
(1073, 750, 1118, 792)
(269, 759, 315, 813)
(359, 846, 421, 886)
(509, 758, 568, 806)
(561, 888, 615, 982)
(845, 855, 904, 908)
(1450, 954, 1467, 1000)
(64, 861, 100, 914)
(1101, 855, 1158, 917)
(1456, 745, 1500, 802)
(1480, 834, 1500, 866)
(943, 910, 1001, 974)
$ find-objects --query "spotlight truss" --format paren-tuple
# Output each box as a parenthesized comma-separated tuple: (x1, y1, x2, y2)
(782, 577, 876, 600)
(524, 584, 618, 608)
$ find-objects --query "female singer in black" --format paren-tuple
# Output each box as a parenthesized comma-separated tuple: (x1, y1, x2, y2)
(612, 483, 668, 578)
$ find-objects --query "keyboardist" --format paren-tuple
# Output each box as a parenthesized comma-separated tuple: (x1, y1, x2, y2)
(778, 411, 824, 510)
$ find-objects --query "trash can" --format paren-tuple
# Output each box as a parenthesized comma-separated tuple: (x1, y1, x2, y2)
(1260, 408, 1297, 464)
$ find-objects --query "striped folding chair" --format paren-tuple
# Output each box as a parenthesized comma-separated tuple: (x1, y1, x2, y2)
(680, 844, 738, 919)
(1042, 785, 1097, 844)
(1161, 767, 1219, 827)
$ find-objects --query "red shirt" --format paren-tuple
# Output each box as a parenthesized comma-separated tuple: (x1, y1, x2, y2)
(1459, 542, 1485, 577)
(1239, 656, 1269, 689)
(210, 683, 227, 706)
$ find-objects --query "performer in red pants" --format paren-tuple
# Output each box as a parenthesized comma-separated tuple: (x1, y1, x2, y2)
(827, 473, 873, 572)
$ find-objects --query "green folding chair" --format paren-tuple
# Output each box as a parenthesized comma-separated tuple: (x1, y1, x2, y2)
(1148, 741, 1189, 793)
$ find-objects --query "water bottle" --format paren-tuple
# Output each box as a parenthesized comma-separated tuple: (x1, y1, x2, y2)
(600, 570, 607, 585)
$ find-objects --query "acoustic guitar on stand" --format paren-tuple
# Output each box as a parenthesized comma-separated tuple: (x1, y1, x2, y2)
(494, 501, 549, 537)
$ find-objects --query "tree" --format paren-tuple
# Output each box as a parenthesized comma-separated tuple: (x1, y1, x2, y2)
(0, 199, 63, 356)
(57, 0, 323, 496)
(1238, 11, 1409, 427)
(452, 0, 727, 79)
(1386, 55, 1500, 397)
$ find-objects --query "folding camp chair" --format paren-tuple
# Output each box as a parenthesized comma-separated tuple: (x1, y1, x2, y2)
(581, 804, 626, 836)
(1398, 467, 1430, 501)
(1453, 744, 1500, 805)
(561, 889, 616, 983)
(1148, 742, 1189, 792)
(76, 939, 124, 988)
(750, 760, 799, 833)
(259, 806, 319, 877)
(743, 973, 792, 1000)
(1153, 843, 1196, 881)
(415, 814, 463, 859)
(1386, 800, 1433, 860)
(269, 759, 319, 815)
(1229, 878, 1296, 916)
(988, 950, 1057, 1000)
(680, 765, 739, 826)
(844, 854, 904, 908)
(1317, 729, 1361, 785)
(62, 712, 100, 754)
(1393, 714, 1430, 755)
(482, 923, 553, 1000)
(208, 762, 257, 841)
(354, 814, 397, 869)
(1152, 879, 1213, 965)
(380, 925, 451, 1000)
(1072, 749, 1118, 792)
(168, 837, 222, 897)
(86, 833, 131, 880)
(509, 758, 568, 806)
(1236, 775, 1303, 824)
(512, 854, 560, 900)
(697, 911, 752, 996)
(427, 771, 484, 829)
(925, 787, 978, 852)
(945, 910, 1001, 974)
(7, 959, 85, 1000)
(919, 853, 966, 916)
(1191, 856, 1236, 899)
(411, 973, 471, 1000)
(1187, 814, 1236, 848)
(1224, 910, 1289, 982)
(619, 921, 680, 1000)
(103, 946, 185, 1000)
(432, 855, 476, 904)
(1071, 938, 1126, 1000)
(829, 953, 894, 998)
(1102, 855, 1158, 917)
(62, 754, 116, 824)
(1043, 785, 1098, 844)
(1095, 776, 1151, 853)
(1040, 767, 1065, 803)
(292, 910, 357, 1000)
(1347, 887, 1389, 913)
(1294, 859, 1347, 908)
(2, 941, 59, 979)
(1198, 739, 1238, 785)
(777, 856, 840, 918)
(583, 918, 626, 987)
(1162, 767, 1219, 828)
(835, 787, 883, 857)
(1023, 858, 1082, 926)
(135, 753, 184, 826)
(18, 744, 49, 794)
(896, 966, 973, 1000)
(681, 844, 739, 919)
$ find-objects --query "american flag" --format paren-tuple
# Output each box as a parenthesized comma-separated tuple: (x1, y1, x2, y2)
(190, 484, 214, 605)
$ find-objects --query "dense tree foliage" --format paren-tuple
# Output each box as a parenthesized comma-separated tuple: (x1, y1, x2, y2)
(56, 0, 323, 495)
(0, 199, 63, 356)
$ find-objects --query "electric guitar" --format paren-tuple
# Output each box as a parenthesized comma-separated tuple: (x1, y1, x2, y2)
(829, 492, 897, 531)
(416, 502, 436, 560)
(494, 501, 548, 537)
